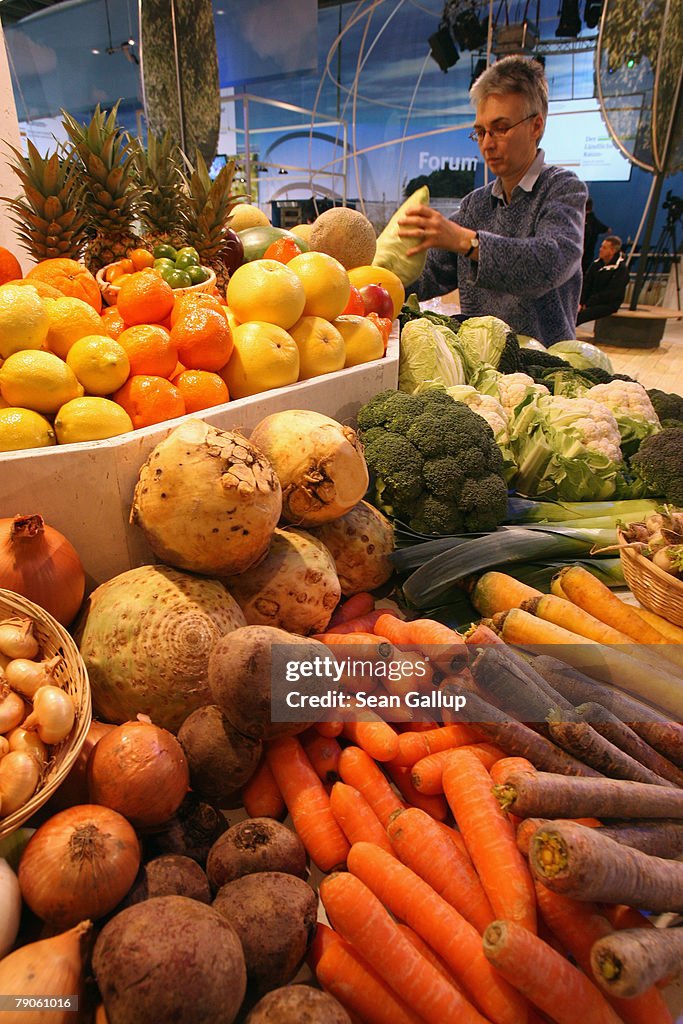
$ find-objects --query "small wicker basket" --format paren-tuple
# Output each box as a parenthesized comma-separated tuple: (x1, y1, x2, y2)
(96, 264, 217, 307)
(0, 589, 91, 837)
(617, 530, 683, 628)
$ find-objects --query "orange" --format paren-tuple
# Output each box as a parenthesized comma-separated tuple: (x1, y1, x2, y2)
(100, 306, 126, 339)
(113, 375, 186, 430)
(171, 369, 229, 413)
(0, 247, 22, 286)
(26, 258, 102, 313)
(116, 269, 175, 326)
(287, 251, 351, 320)
(170, 291, 228, 327)
(128, 248, 155, 271)
(104, 258, 134, 282)
(117, 323, 178, 378)
(170, 308, 233, 371)
(226, 260, 305, 329)
(262, 237, 303, 264)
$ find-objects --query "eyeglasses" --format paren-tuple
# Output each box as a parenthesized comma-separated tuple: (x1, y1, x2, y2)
(467, 113, 538, 143)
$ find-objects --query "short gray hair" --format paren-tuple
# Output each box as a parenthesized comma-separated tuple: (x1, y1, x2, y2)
(604, 234, 622, 249)
(469, 55, 548, 124)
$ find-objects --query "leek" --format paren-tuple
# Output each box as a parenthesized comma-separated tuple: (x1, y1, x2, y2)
(506, 497, 661, 524)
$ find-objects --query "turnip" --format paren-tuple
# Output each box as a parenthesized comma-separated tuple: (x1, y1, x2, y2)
(309, 500, 395, 595)
(225, 528, 341, 634)
(249, 410, 369, 526)
(130, 418, 282, 576)
(75, 564, 246, 732)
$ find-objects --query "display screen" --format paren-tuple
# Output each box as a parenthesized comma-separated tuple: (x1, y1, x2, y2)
(543, 98, 633, 183)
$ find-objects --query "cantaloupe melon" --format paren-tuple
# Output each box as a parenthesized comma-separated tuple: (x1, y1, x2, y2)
(226, 203, 270, 231)
(308, 207, 376, 270)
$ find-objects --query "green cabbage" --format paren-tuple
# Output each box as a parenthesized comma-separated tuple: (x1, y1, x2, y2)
(456, 315, 513, 378)
(373, 185, 430, 286)
(547, 340, 614, 373)
(518, 335, 545, 350)
(398, 317, 466, 394)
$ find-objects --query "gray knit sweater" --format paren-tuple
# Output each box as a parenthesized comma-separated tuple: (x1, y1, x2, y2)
(410, 156, 587, 346)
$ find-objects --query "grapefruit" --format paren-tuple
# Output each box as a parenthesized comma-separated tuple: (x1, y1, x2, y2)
(333, 315, 384, 368)
(226, 260, 305, 330)
(287, 251, 351, 321)
(289, 316, 346, 380)
(221, 321, 299, 398)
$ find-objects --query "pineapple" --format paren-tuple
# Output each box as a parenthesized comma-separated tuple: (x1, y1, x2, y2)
(134, 131, 189, 252)
(182, 150, 242, 295)
(61, 103, 142, 272)
(2, 140, 89, 262)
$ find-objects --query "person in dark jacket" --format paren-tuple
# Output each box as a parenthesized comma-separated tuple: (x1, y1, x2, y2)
(577, 235, 629, 325)
(582, 197, 609, 272)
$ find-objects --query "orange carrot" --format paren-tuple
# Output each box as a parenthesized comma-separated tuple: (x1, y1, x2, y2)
(338, 745, 404, 826)
(321, 609, 398, 635)
(307, 921, 339, 971)
(483, 919, 622, 1024)
(301, 730, 342, 785)
(411, 743, 504, 795)
(385, 763, 449, 821)
(315, 928, 426, 1024)
(319, 870, 485, 1023)
(266, 735, 349, 872)
(443, 748, 537, 934)
(392, 722, 483, 767)
(315, 720, 344, 738)
(241, 756, 285, 819)
(342, 715, 399, 762)
(387, 807, 495, 933)
(329, 592, 376, 627)
(374, 613, 468, 672)
(347, 841, 528, 1024)
(435, 820, 472, 862)
(557, 564, 672, 644)
(329, 782, 395, 856)
(396, 924, 463, 989)
(602, 904, 655, 931)
(490, 757, 536, 787)
(535, 885, 673, 1024)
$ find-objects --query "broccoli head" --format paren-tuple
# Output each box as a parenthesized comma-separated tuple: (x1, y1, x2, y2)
(356, 388, 509, 534)
(648, 389, 683, 429)
(629, 428, 683, 506)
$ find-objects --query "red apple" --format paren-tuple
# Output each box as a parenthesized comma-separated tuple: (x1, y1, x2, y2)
(359, 283, 394, 319)
(221, 228, 245, 276)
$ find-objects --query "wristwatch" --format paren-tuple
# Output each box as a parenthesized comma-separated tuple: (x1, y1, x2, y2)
(465, 233, 479, 258)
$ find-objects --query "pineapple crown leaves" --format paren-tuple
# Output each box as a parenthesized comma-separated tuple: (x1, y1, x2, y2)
(181, 149, 242, 254)
(134, 130, 190, 235)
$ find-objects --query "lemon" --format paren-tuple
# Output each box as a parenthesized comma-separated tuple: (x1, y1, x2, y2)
(44, 296, 106, 359)
(66, 334, 130, 396)
(0, 284, 50, 359)
(0, 349, 84, 415)
(0, 407, 56, 452)
(54, 396, 133, 444)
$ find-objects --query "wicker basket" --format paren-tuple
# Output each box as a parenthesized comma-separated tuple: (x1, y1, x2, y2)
(617, 530, 683, 628)
(0, 589, 91, 837)
(96, 264, 217, 307)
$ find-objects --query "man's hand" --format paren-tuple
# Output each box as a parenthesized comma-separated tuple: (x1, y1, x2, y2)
(398, 206, 476, 258)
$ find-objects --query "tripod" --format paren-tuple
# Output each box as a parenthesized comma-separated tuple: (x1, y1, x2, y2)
(638, 201, 682, 310)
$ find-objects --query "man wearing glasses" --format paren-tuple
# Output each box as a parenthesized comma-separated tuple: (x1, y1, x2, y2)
(400, 55, 587, 346)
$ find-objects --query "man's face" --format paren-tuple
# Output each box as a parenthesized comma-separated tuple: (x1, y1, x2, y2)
(599, 239, 620, 263)
(474, 93, 543, 181)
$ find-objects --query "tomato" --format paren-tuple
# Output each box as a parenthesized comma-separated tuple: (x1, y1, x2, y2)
(341, 285, 365, 316)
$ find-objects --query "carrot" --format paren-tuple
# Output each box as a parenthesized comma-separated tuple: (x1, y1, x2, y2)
(329, 782, 395, 856)
(557, 564, 672, 644)
(591, 928, 683, 999)
(535, 886, 673, 1024)
(347, 841, 528, 1024)
(301, 730, 342, 785)
(482, 919, 622, 1024)
(319, 870, 485, 1023)
(395, 923, 463, 989)
(471, 571, 542, 617)
(391, 722, 483, 767)
(602, 904, 655, 931)
(523, 593, 637, 645)
(591, 820, 683, 858)
(445, 686, 601, 777)
(307, 920, 340, 971)
(387, 807, 495, 933)
(314, 931, 425, 1024)
(469, 644, 576, 722)
(635, 606, 683, 643)
(630, 720, 683, 769)
(328, 592, 375, 627)
(265, 735, 349, 872)
(317, 609, 396, 635)
(411, 743, 503, 795)
(496, 770, 683, 820)
(342, 715, 399, 762)
(529, 820, 683, 912)
(384, 763, 449, 821)
(516, 817, 602, 857)
(373, 613, 468, 672)
(435, 819, 472, 862)
(241, 756, 285, 819)
(490, 756, 536, 786)
(550, 574, 568, 599)
(464, 621, 507, 645)
(545, 713, 670, 785)
(443, 748, 537, 934)
(338, 745, 404, 826)
(576, 702, 683, 787)
(315, 720, 344, 738)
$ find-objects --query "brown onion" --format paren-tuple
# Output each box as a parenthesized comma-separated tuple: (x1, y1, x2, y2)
(87, 719, 190, 828)
(0, 515, 85, 627)
(47, 720, 116, 813)
(18, 804, 140, 928)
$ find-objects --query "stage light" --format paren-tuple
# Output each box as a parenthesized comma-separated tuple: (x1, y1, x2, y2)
(583, 0, 604, 29)
(429, 23, 460, 72)
(556, 0, 581, 37)
(470, 55, 488, 88)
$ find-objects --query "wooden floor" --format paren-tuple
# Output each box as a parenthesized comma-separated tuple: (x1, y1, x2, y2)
(577, 316, 683, 394)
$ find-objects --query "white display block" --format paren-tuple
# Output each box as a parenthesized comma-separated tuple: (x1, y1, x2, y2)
(1, 335, 398, 589)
